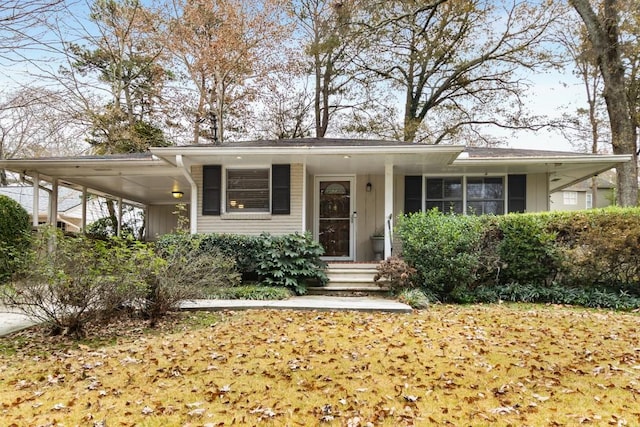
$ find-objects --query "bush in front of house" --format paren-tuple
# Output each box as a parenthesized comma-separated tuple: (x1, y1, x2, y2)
(0, 227, 152, 336)
(397, 210, 483, 300)
(547, 207, 640, 293)
(395, 207, 640, 310)
(0, 227, 241, 335)
(146, 234, 241, 324)
(254, 232, 328, 294)
(196, 233, 263, 275)
(0, 195, 31, 283)
(492, 214, 562, 286)
(373, 256, 417, 292)
(156, 231, 328, 295)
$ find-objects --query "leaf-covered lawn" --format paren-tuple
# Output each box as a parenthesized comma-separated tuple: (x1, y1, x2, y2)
(1, 305, 640, 426)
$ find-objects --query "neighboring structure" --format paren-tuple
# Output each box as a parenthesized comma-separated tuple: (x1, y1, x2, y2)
(0, 185, 106, 232)
(0, 139, 631, 261)
(550, 174, 616, 211)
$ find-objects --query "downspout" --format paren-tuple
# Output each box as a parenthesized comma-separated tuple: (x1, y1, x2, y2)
(176, 154, 198, 234)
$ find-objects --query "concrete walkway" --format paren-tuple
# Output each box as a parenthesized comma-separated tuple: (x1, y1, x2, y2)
(181, 296, 412, 313)
(1, 297, 412, 337)
(0, 306, 40, 336)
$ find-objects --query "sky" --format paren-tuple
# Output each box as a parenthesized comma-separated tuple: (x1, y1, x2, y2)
(0, 0, 592, 154)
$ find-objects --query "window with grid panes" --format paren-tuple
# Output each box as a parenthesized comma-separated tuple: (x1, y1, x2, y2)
(425, 177, 463, 214)
(466, 177, 504, 215)
(226, 168, 270, 212)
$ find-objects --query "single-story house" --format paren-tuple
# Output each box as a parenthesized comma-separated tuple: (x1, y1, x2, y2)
(0, 139, 631, 261)
(550, 173, 616, 211)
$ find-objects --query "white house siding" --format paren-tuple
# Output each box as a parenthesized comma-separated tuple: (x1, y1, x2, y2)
(355, 173, 385, 261)
(526, 173, 550, 212)
(146, 204, 185, 239)
(193, 163, 304, 235)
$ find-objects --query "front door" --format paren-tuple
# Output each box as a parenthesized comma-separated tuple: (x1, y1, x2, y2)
(316, 177, 355, 260)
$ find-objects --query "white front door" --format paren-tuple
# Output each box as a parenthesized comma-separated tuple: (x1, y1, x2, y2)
(315, 176, 356, 260)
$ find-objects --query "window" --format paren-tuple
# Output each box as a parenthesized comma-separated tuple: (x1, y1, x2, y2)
(467, 177, 504, 215)
(425, 177, 463, 214)
(226, 168, 270, 212)
(563, 191, 578, 205)
(424, 176, 505, 215)
(586, 192, 593, 209)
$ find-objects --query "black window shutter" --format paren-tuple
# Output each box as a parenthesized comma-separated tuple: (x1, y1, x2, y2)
(271, 164, 290, 215)
(508, 174, 526, 213)
(404, 176, 423, 214)
(202, 165, 221, 215)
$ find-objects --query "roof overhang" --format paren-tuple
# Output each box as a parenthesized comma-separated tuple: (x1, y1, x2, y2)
(452, 154, 631, 192)
(0, 156, 190, 205)
(151, 144, 467, 175)
(0, 142, 632, 205)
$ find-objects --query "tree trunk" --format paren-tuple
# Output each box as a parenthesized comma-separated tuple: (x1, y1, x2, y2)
(571, 0, 638, 206)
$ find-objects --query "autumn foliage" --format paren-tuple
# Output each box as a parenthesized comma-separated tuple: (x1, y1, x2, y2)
(1, 306, 639, 425)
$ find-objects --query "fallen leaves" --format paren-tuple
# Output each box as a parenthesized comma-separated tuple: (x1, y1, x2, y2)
(0, 305, 639, 425)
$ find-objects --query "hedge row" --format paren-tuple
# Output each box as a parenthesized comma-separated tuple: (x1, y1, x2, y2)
(397, 207, 640, 309)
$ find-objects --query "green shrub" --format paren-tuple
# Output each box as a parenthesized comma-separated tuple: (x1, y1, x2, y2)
(254, 232, 328, 294)
(395, 207, 640, 310)
(156, 232, 328, 295)
(494, 214, 562, 286)
(397, 210, 483, 300)
(158, 233, 262, 276)
(0, 195, 31, 283)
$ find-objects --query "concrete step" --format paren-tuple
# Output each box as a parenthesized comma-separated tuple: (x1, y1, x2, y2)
(307, 286, 390, 297)
(310, 262, 388, 297)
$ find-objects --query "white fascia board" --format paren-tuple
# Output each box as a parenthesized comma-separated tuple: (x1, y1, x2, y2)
(453, 154, 632, 166)
(151, 144, 466, 159)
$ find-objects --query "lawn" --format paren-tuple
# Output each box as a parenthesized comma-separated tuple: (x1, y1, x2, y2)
(1, 304, 639, 426)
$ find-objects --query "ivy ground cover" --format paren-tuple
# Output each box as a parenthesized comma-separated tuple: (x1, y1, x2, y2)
(1, 305, 639, 426)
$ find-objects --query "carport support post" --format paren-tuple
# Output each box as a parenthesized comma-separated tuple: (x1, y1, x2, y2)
(384, 163, 393, 259)
(81, 187, 87, 233)
(50, 178, 58, 227)
(117, 197, 123, 237)
(32, 172, 39, 228)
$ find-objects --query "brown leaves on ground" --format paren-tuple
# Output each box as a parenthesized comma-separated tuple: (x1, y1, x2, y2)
(1, 305, 640, 426)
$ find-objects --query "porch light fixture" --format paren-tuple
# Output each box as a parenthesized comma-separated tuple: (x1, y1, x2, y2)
(366, 182, 372, 192)
(172, 190, 184, 199)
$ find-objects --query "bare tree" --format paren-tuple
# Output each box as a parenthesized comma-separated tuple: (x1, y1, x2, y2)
(570, 0, 638, 206)
(355, 0, 562, 144)
(293, 0, 372, 138)
(161, 0, 289, 144)
(0, 0, 65, 58)
(0, 87, 87, 185)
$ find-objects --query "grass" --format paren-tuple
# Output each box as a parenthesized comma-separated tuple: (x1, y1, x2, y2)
(1, 304, 639, 426)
